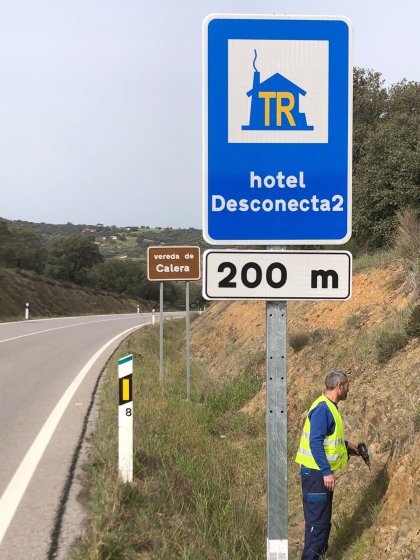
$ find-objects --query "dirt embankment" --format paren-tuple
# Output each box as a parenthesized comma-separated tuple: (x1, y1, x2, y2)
(0, 267, 149, 320)
(191, 259, 419, 560)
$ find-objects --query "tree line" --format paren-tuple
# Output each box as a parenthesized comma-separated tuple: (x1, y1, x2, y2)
(352, 69, 419, 249)
(0, 224, 204, 308)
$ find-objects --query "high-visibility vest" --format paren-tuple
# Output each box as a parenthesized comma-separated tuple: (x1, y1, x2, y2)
(295, 395, 348, 471)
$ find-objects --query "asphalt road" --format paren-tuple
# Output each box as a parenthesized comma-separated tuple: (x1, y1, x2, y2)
(0, 312, 182, 559)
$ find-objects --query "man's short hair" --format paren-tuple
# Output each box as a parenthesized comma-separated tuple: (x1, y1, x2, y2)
(325, 370, 348, 389)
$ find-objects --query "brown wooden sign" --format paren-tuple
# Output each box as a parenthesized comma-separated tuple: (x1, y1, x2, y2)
(147, 246, 201, 281)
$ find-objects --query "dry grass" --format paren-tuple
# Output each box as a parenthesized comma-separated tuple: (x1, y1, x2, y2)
(394, 208, 420, 262)
(394, 208, 420, 298)
(70, 320, 266, 560)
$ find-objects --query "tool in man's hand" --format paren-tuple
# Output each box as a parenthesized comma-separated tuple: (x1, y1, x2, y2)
(357, 442, 371, 471)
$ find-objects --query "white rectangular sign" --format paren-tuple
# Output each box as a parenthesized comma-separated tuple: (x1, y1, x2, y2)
(203, 250, 352, 300)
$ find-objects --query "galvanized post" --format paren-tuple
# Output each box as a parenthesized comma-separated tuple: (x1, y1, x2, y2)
(160, 282, 164, 382)
(186, 281, 191, 400)
(266, 246, 288, 560)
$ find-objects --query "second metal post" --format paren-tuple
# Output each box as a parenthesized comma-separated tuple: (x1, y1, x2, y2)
(186, 281, 191, 400)
(160, 281, 164, 382)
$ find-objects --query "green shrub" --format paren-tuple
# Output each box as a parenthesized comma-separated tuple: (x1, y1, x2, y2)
(405, 304, 420, 338)
(393, 209, 420, 299)
(376, 329, 409, 363)
(289, 330, 310, 352)
(414, 408, 420, 433)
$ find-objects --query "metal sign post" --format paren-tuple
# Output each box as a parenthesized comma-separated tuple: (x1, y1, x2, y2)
(266, 248, 288, 559)
(159, 282, 164, 382)
(186, 281, 191, 400)
(266, 299, 288, 558)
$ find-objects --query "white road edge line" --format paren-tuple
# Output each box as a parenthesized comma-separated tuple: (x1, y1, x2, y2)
(0, 317, 147, 344)
(0, 322, 149, 546)
(2, 313, 149, 326)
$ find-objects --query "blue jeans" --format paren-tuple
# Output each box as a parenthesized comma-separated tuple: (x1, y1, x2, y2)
(300, 467, 333, 560)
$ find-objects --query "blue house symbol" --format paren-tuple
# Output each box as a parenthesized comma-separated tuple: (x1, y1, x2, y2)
(242, 50, 314, 131)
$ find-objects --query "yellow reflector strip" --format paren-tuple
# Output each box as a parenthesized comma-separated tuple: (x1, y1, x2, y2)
(122, 378, 130, 402)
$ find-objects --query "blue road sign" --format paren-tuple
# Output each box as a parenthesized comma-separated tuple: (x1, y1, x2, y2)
(203, 15, 353, 245)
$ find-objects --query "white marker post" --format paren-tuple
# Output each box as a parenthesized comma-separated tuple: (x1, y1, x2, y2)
(25, 302, 30, 320)
(118, 354, 133, 483)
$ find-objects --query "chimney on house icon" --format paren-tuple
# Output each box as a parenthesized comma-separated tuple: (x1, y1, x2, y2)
(249, 50, 260, 129)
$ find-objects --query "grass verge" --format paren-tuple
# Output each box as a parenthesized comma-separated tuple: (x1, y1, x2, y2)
(70, 319, 266, 560)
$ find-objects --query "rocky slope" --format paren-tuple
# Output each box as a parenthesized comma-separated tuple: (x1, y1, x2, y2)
(191, 258, 419, 559)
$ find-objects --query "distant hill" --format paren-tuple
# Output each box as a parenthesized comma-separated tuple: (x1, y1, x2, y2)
(1, 218, 208, 259)
(0, 218, 214, 319)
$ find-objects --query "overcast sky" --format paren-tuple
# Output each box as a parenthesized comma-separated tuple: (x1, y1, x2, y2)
(0, 1, 418, 228)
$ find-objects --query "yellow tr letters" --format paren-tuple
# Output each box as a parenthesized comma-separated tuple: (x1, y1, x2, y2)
(258, 91, 296, 127)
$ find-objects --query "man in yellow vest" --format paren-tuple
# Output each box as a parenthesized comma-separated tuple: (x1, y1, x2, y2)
(295, 370, 360, 560)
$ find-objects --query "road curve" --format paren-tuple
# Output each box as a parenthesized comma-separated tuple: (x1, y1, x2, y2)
(0, 312, 182, 559)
